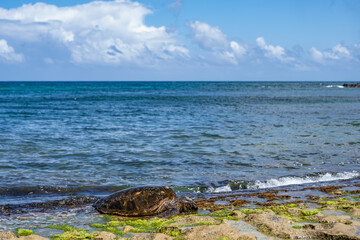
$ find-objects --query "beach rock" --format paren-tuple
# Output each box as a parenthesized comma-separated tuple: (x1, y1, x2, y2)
(237, 234, 257, 240)
(174, 215, 218, 225)
(0, 231, 17, 240)
(310, 213, 352, 224)
(232, 210, 247, 219)
(350, 207, 360, 217)
(18, 235, 49, 240)
(343, 83, 360, 88)
(221, 219, 229, 224)
(302, 223, 325, 231)
(0, 232, 49, 240)
(131, 233, 173, 240)
(181, 223, 253, 240)
(317, 222, 360, 240)
(93, 231, 117, 240)
(244, 211, 312, 239)
(123, 225, 135, 233)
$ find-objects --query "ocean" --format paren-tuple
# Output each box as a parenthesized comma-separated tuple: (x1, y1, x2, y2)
(0, 81, 359, 206)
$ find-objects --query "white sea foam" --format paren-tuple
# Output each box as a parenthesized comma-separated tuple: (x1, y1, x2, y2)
(204, 171, 359, 193)
(207, 184, 232, 193)
(325, 85, 344, 88)
(252, 171, 359, 189)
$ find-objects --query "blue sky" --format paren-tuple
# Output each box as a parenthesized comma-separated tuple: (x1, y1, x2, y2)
(0, 0, 359, 81)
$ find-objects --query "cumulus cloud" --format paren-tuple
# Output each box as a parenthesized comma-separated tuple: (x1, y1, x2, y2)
(256, 37, 294, 62)
(331, 44, 350, 57)
(188, 20, 246, 64)
(0, 1, 356, 72)
(310, 47, 325, 63)
(230, 41, 247, 58)
(0, 39, 23, 62)
(0, 0, 188, 65)
(168, 0, 182, 16)
(189, 21, 228, 51)
(311, 44, 352, 63)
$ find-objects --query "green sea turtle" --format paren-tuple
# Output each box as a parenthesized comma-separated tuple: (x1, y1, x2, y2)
(93, 186, 198, 218)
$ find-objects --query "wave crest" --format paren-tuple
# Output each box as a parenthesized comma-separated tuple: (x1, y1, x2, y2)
(325, 85, 344, 88)
(205, 171, 359, 193)
(251, 171, 359, 189)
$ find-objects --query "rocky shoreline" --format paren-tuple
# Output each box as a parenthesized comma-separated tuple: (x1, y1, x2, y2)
(343, 83, 360, 88)
(1, 183, 359, 240)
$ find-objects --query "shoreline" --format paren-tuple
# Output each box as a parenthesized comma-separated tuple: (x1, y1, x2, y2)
(1, 180, 359, 240)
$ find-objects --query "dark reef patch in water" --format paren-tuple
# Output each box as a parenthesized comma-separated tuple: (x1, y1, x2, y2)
(0, 196, 99, 216)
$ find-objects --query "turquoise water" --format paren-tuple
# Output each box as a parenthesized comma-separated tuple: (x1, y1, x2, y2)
(0, 81, 359, 203)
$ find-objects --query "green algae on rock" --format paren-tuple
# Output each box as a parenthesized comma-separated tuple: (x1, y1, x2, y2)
(51, 230, 95, 240)
(301, 209, 320, 216)
(17, 229, 34, 237)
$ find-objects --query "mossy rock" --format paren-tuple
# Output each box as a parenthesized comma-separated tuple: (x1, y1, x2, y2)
(17, 229, 34, 237)
(51, 230, 95, 240)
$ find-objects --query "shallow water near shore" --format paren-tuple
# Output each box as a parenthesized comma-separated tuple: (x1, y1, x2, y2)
(0, 81, 359, 206)
(0, 177, 359, 234)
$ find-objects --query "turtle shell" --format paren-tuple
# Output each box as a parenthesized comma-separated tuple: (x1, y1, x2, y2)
(94, 186, 176, 216)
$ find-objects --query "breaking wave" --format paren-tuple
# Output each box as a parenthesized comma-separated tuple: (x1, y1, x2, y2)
(324, 85, 344, 88)
(251, 171, 359, 189)
(0, 172, 358, 199)
(205, 171, 360, 193)
(206, 185, 232, 193)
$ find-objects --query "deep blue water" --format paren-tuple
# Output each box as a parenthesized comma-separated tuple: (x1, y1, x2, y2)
(0, 81, 359, 204)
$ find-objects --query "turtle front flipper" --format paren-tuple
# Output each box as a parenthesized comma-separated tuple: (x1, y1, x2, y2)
(156, 208, 180, 218)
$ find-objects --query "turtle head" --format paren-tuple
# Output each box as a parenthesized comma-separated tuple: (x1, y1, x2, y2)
(178, 197, 198, 213)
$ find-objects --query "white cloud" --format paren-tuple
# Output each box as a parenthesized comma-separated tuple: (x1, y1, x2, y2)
(323, 44, 350, 60)
(255, 37, 266, 48)
(0, 0, 188, 65)
(310, 47, 324, 63)
(256, 37, 294, 62)
(189, 21, 228, 51)
(230, 41, 246, 58)
(311, 44, 351, 63)
(332, 44, 350, 56)
(0, 1, 355, 71)
(168, 0, 182, 13)
(0, 39, 23, 62)
(188, 20, 247, 64)
(163, 45, 189, 58)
